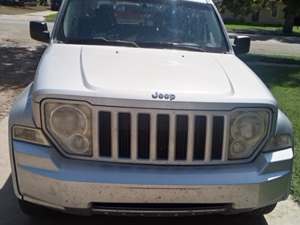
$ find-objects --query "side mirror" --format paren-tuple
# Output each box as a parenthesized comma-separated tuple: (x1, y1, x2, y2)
(30, 21, 50, 43)
(233, 36, 250, 55)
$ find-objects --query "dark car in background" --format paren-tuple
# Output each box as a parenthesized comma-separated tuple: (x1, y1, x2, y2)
(50, 0, 62, 11)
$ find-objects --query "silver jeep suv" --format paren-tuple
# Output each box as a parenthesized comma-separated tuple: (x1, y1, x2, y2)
(9, 0, 293, 217)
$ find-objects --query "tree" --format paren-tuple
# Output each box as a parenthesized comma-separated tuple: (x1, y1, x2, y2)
(39, 0, 48, 6)
(220, 0, 277, 21)
(219, 0, 300, 34)
(282, 0, 300, 34)
(251, 0, 270, 22)
(219, 0, 253, 20)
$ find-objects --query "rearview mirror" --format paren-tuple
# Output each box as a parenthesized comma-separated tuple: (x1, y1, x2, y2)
(233, 36, 250, 55)
(30, 21, 50, 43)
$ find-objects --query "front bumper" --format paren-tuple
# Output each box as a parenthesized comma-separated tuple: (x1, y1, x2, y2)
(11, 141, 293, 216)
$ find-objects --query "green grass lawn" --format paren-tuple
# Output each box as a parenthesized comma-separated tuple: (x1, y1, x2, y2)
(248, 64, 300, 201)
(226, 22, 300, 36)
(45, 13, 57, 22)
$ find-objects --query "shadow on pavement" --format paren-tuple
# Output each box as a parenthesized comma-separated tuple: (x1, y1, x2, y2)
(0, 45, 45, 92)
(240, 54, 300, 66)
(0, 176, 31, 224)
(0, 176, 269, 225)
(0, 44, 45, 120)
(248, 62, 300, 88)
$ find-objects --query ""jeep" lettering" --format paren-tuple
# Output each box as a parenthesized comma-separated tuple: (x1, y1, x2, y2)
(152, 92, 176, 101)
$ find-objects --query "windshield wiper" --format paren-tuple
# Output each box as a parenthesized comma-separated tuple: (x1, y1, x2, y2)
(91, 37, 139, 47)
(138, 42, 206, 52)
(172, 42, 207, 52)
(66, 37, 139, 47)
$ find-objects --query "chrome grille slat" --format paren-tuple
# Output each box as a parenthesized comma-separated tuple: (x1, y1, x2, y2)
(111, 111, 119, 160)
(186, 114, 195, 162)
(204, 115, 213, 162)
(131, 112, 138, 161)
(150, 112, 157, 161)
(96, 107, 229, 165)
(92, 110, 99, 159)
(168, 113, 176, 161)
(222, 115, 230, 161)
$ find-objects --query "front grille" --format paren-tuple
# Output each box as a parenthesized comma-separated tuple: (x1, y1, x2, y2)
(96, 107, 230, 165)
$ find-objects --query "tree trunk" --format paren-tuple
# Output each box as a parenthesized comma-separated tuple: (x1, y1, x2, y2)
(283, 13, 295, 34)
(251, 10, 260, 22)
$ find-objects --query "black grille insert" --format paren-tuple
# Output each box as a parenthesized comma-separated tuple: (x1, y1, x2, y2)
(156, 114, 170, 160)
(211, 116, 224, 160)
(138, 114, 150, 159)
(99, 112, 112, 157)
(175, 115, 188, 160)
(193, 116, 206, 160)
(118, 113, 131, 159)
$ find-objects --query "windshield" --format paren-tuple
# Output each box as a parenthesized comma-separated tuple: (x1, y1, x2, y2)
(56, 0, 229, 53)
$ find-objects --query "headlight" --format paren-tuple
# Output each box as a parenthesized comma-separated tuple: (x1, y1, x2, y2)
(229, 110, 270, 160)
(44, 101, 93, 156)
(264, 134, 292, 152)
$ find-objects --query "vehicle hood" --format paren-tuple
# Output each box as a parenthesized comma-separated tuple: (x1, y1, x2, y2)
(80, 45, 233, 97)
(33, 44, 276, 109)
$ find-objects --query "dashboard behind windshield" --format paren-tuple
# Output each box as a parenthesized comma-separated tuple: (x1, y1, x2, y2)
(56, 0, 229, 53)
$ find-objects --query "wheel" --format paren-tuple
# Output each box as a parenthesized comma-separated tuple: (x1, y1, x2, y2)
(244, 204, 277, 216)
(18, 200, 53, 218)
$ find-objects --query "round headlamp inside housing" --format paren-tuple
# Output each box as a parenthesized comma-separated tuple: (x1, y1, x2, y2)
(50, 105, 88, 137)
(44, 101, 93, 156)
(229, 110, 270, 160)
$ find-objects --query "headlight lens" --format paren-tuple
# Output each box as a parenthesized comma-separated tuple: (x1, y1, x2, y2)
(229, 110, 270, 160)
(50, 105, 88, 137)
(44, 102, 93, 156)
(264, 134, 292, 152)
